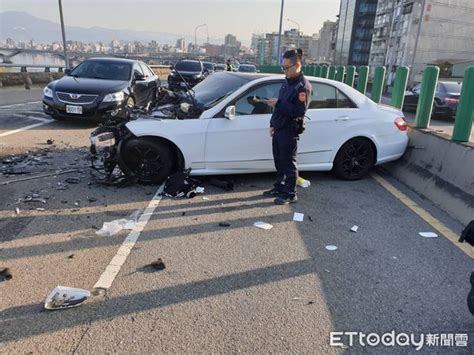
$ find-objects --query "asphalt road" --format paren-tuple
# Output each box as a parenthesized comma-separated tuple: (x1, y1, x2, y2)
(0, 87, 473, 353)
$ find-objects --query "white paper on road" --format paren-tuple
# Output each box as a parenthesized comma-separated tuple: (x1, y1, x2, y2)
(350, 225, 359, 233)
(293, 212, 304, 222)
(254, 221, 273, 230)
(96, 209, 142, 237)
(325, 245, 338, 251)
(419, 232, 439, 238)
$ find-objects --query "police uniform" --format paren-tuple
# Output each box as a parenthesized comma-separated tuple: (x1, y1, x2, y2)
(269, 72, 312, 198)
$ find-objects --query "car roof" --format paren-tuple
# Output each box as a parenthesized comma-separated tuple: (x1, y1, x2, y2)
(87, 57, 139, 64)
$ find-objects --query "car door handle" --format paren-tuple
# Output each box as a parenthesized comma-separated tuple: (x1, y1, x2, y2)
(335, 116, 349, 121)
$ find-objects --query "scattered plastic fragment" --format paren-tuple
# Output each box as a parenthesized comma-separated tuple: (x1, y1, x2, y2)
(419, 232, 438, 238)
(254, 221, 273, 230)
(15, 207, 20, 215)
(44, 286, 90, 310)
(36, 208, 45, 211)
(2, 169, 80, 185)
(46, 139, 54, 145)
(293, 213, 304, 222)
(87, 197, 97, 202)
(296, 176, 311, 188)
(325, 245, 338, 251)
(202, 197, 210, 200)
(67, 254, 75, 259)
(96, 210, 141, 236)
(219, 222, 231, 227)
(350, 225, 359, 233)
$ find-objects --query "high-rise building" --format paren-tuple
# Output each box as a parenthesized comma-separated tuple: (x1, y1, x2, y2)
(369, 0, 474, 83)
(225, 34, 237, 47)
(176, 38, 186, 52)
(335, 0, 378, 65)
(316, 20, 338, 62)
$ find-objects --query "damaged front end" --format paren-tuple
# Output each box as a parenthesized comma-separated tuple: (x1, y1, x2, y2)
(89, 87, 201, 185)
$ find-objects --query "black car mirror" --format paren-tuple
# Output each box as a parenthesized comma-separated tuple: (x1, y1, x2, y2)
(64, 68, 71, 75)
(134, 73, 146, 82)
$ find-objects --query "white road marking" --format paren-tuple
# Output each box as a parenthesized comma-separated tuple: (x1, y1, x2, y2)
(0, 120, 53, 138)
(12, 114, 53, 123)
(0, 101, 42, 108)
(93, 185, 164, 290)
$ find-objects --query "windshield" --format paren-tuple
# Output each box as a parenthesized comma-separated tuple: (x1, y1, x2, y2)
(239, 65, 256, 72)
(192, 72, 254, 109)
(441, 82, 462, 93)
(203, 62, 214, 70)
(69, 61, 131, 80)
(175, 61, 202, 72)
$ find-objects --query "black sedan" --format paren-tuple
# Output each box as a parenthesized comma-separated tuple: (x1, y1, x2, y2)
(403, 81, 462, 119)
(43, 58, 160, 121)
(167, 60, 207, 91)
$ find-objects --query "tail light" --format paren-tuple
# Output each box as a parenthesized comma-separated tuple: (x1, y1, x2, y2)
(444, 97, 459, 105)
(394, 117, 408, 131)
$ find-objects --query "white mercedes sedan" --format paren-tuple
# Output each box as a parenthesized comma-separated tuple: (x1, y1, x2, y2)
(91, 72, 408, 183)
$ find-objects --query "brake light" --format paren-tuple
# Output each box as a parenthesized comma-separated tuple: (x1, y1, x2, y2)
(394, 117, 408, 131)
(444, 97, 459, 105)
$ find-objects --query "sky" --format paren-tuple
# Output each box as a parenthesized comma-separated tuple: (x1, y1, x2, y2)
(0, 0, 341, 45)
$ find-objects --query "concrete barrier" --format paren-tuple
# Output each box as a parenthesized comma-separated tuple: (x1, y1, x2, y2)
(382, 127, 474, 225)
(0, 72, 64, 88)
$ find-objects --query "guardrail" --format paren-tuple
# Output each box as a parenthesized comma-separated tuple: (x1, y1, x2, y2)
(258, 64, 473, 143)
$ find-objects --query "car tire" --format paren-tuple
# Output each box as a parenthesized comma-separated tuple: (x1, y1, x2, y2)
(118, 137, 174, 184)
(332, 138, 376, 180)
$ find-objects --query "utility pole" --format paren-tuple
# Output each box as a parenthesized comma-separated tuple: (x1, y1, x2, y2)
(58, 0, 69, 69)
(276, 0, 285, 65)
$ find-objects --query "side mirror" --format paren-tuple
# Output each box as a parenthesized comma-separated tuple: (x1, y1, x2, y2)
(134, 73, 145, 81)
(224, 105, 236, 120)
(64, 69, 71, 75)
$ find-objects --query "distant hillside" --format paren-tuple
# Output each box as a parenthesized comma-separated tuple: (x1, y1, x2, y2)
(0, 11, 221, 45)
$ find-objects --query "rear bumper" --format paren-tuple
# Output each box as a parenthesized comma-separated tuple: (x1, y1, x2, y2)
(375, 133, 409, 165)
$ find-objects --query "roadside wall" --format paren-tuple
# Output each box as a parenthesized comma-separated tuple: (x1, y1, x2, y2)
(382, 128, 474, 225)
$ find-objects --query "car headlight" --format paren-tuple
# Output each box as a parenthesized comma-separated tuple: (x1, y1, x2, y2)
(43, 86, 53, 98)
(103, 91, 125, 103)
(194, 74, 203, 79)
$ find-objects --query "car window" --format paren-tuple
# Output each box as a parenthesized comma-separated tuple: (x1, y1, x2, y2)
(146, 65, 156, 77)
(234, 82, 282, 115)
(309, 83, 356, 109)
(175, 61, 202, 72)
(69, 61, 131, 80)
(133, 63, 144, 78)
(139, 63, 151, 77)
(441, 82, 462, 93)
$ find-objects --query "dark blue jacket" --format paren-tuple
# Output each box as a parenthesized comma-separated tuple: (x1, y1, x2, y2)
(270, 73, 312, 131)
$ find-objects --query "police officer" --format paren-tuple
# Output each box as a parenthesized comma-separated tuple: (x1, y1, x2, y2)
(264, 48, 311, 205)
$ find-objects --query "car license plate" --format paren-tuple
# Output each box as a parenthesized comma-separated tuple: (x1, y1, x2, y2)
(66, 105, 83, 114)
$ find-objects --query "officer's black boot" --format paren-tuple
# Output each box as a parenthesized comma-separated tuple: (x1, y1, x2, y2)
(274, 193, 297, 205)
(468, 272, 474, 315)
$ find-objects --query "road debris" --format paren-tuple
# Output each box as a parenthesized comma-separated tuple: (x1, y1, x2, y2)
(202, 197, 210, 200)
(145, 258, 166, 271)
(65, 177, 80, 184)
(419, 232, 438, 238)
(96, 210, 141, 237)
(308, 215, 313, 222)
(296, 176, 311, 188)
(161, 169, 203, 198)
(2, 169, 80, 185)
(350, 225, 359, 233)
(325, 245, 338, 251)
(209, 178, 234, 191)
(15, 207, 20, 215)
(87, 197, 98, 202)
(254, 221, 273, 230)
(67, 254, 75, 259)
(23, 196, 47, 204)
(44, 286, 91, 310)
(46, 138, 55, 145)
(293, 212, 304, 222)
(0, 267, 13, 282)
(218, 222, 231, 227)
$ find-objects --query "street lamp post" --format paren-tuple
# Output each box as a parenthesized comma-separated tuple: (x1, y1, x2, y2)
(58, 0, 69, 69)
(287, 18, 300, 48)
(276, 0, 285, 65)
(194, 23, 207, 54)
